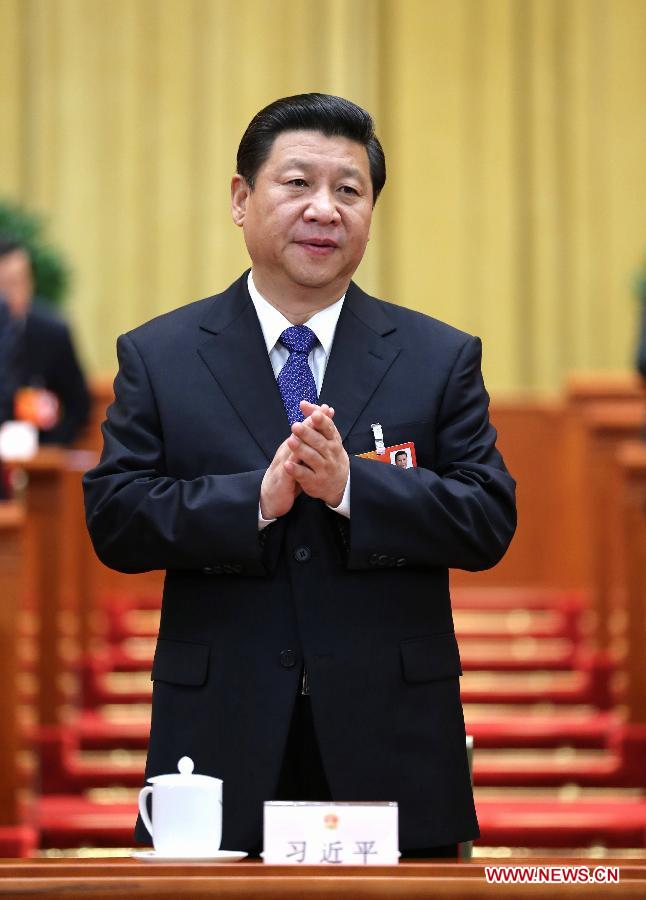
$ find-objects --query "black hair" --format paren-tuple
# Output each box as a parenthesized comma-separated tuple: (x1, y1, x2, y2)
(0, 236, 26, 259)
(395, 450, 407, 459)
(237, 93, 386, 204)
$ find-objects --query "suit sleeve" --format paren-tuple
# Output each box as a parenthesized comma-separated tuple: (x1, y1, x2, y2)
(345, 336, 516, 572)
(83, 333, 277, 576)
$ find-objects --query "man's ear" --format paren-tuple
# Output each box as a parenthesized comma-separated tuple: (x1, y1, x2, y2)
(231, 174, 250, 227)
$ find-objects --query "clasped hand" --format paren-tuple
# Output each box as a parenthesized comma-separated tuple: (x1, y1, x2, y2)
(260, 400, 349, 520)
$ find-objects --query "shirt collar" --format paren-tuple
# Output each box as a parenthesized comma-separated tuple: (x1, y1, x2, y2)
(247, 270, 345, 359)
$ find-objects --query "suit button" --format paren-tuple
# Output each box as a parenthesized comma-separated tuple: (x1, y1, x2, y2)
(377, 554, 390, 567)
(396, 557, 407, 567)
(203, 566, 214, 575)
(280, 649, 297, 668)
(293, 546, 311, 563)
(369, 553, 379, 567)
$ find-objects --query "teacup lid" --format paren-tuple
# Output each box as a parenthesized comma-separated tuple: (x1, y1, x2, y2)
(146, 756, 221, 786)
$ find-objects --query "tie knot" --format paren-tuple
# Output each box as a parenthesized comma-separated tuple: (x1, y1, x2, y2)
(279, 324, 318, 356)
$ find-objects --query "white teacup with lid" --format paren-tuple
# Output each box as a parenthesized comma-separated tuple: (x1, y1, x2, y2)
(138, 756, 222, 857)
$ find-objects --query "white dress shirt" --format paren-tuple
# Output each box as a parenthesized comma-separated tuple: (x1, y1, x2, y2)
(247, 271, 351, 526)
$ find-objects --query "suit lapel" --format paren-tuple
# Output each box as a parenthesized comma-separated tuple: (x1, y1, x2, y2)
(197, 275, 400, 459)
(197, 275, 290, 462)
(319, 282, 400, 442)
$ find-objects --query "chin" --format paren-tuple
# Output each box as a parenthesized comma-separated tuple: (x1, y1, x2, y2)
(288, 265, 344, 291)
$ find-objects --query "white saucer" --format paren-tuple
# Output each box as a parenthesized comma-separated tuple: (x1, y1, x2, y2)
(132, 849, 248, 862)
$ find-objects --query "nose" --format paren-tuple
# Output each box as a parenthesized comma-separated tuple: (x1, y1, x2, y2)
(304, 187, 340, 225)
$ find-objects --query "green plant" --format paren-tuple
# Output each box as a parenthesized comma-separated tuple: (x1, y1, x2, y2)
(0, 199, 70, 306)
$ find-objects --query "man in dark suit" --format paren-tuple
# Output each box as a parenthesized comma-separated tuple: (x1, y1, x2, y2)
(0, 238, 90, 445)
(83, 94, 516, 857)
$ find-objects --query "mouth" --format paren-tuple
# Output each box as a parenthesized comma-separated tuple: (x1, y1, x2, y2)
(295, 238, 339, 256)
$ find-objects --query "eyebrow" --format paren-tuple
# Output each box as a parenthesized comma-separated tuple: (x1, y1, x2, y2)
(280, 159, 368, 183)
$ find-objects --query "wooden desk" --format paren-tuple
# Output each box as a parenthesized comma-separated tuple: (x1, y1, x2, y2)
(18, 448, 158, 714)
(75, 376, 114, 453)
(565, 371, 645, 407)
(0, 858, 644, 898)
(617, 442, 646, 726)
(20, 449, 97, 726)
(0, 503, 37, 855)
(542, 401, 645, 711)
(580, 402, 645, 651)
(0, 504, 26, 827)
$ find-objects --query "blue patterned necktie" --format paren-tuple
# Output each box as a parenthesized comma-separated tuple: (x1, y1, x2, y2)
(277, 325, 319, 424)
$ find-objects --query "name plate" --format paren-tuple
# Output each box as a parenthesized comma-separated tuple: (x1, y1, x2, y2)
(262, 801, 399, 865)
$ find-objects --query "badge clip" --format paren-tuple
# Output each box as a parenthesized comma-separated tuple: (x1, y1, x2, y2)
(371, 422, 386, 456)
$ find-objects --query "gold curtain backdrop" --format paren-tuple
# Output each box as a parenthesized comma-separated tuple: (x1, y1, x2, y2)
(1, 0, 645, 393)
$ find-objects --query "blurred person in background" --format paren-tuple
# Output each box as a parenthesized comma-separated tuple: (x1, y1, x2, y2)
(637, 299, 646, 381)
(0, 237, 90, 445)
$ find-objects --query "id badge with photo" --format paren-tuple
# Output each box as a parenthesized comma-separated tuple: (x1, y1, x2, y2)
(356, 440, 417, 469)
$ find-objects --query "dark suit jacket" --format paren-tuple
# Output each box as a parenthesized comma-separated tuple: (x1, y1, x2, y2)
(0, 302, 90, 445)
(83, 273, 516, 852)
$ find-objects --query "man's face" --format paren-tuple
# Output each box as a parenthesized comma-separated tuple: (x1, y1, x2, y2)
(0, 249, 33, 318)
(395, 452, 408, 468)
(231, 130, 373, 301)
